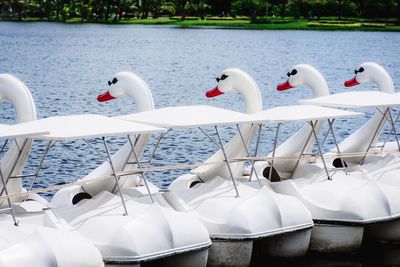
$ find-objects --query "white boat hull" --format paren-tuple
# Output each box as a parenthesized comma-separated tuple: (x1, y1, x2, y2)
(364, 217, 400, 242)
(106, 248, 209, 267)
(207, 239, 253, 267)
(253, 227, 312, 258)
(309, 223, 364, 253)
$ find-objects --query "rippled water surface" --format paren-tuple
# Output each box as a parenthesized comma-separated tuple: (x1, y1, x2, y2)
(0, 23, 399, 187)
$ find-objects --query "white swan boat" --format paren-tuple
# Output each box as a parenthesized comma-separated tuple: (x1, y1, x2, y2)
(97, 69, 316, 266)
(255, 64, 400, 252)
(299, 70, 400, 243)
(0, 74, 104, 267)
(116, 104, 314, 267)
(0, 74, 211, 266)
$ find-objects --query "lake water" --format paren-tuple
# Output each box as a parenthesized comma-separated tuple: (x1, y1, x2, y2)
(1, 22, 400, 265)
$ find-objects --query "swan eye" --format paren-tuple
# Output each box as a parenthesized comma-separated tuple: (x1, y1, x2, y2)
(220, 74, 228, 80)
(216, 74, 228, 83)
(108, 78, 118, 86)
(287, 69, 297, 77)
(355, 67, 365, 74)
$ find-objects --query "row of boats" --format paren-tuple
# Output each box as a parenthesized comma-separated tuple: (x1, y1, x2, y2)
(0, 62, 399, 266)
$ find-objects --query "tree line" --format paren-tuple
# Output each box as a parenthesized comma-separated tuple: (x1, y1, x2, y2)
(1, 0, 400, 22)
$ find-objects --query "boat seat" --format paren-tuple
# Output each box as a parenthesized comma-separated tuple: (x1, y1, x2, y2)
(72, 192, 92, 205)
(262, 167, 281, 182)
(332, 158, 348, 168)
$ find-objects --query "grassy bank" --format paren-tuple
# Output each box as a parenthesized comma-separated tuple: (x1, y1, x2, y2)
(1, 16, 400, 31)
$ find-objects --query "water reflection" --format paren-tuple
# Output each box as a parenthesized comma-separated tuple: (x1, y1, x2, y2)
(251, 242, 400, 266)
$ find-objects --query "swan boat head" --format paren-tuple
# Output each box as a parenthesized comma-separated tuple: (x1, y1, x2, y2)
(266, 64, 329, 177)
(344, 62, 394, 93)
(206, 68, 262, 114)
(97, 71, 155, 111)
(277, 64, 329, 97)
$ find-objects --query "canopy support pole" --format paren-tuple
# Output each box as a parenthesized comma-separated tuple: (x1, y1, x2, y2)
(360, 108, 389, 165)
(327, 119, 348, 174)
(0, 168, 18, 226)
(0, 139, 9, 155)
(215, 126, 240, 197)
(269, 123, 281, 181)
(23, 140, 54, 202)
(381, 110, 400, 152)
(147, 129, 171, 165)
(236, 124, 262, 188)
(83, 139, 110, 163)
(198, 127, 220, 148)
(289, 128, 314, 178)
(127, 135, 154, 203)
(387, 108, 400, 151)
(0, 138, 29, 196)
(249, 124, 262, 183)
(309, 121, 331, 180)
(102, 137, 128, 216)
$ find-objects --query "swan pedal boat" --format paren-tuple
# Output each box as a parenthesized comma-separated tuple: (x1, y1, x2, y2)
(89, 69, 315, 266)
(300, 90, 400, 242)
(0, 122, 104, 267)
(0, 114, 211, 266)
(118, 105, 314, 267)
(248, 102, 400, 252)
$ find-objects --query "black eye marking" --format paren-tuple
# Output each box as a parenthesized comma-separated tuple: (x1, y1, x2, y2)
(216, 74, 229, 83)
(287, 69, 297, 77)
(108, 78, 118, 86)
(354, 67, 365, 74)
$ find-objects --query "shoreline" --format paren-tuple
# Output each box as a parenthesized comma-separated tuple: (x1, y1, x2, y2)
(1, 17, 400, 32)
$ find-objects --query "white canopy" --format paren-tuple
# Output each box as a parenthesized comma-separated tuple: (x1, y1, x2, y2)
(12, 114, 165, 141)
(0, 123, 49, 139)
(118, 105, 255, 128)
(250, 105, 364, 123)
(299, 91, 400, 108)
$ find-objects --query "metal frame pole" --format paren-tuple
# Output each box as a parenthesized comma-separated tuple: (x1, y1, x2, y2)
(360, 108, 389, 165)
(23, 140, 54, 202)
(127, 135, 154, 203)
(327, 119, 347, 173)
(249, 124, 263, 183)
(147, 129, 171, 165)
(0, 168, 18, 226)
(387, 108, 400, 151)
(289, 128, 314, 178)
(380, 109, 400, 152)
(214, 126, 240, 197)
(269, 123, 281, 181)
(0, 139, 9, 155)
(309, 121, 331, 180)
(0, 138, 29, 196)
(102, 137, 128, 216)
(236, 124, 262, 187)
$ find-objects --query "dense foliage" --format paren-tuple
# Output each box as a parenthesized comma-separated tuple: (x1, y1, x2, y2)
(1, 0, 399, 22)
